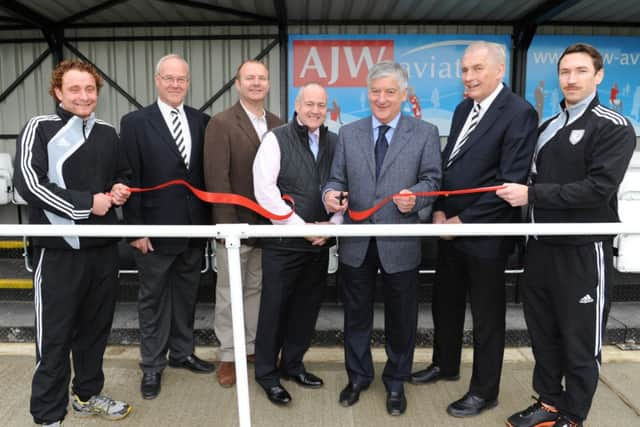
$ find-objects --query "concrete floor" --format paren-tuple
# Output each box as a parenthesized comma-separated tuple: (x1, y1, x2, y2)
(1, 345, 640, 426)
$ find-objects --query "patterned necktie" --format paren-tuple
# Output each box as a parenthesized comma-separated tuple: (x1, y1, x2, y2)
(375, 125, 390, 178)
(170, 108, 189, 168)
(447, 103, 481, 166)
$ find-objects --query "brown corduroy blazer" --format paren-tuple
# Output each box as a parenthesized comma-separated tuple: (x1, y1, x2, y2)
(203, 101, 283, 226)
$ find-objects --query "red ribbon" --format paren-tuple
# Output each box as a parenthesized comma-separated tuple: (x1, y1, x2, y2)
(128, 179, 295, 221)
(347, 185, 507, 221)
(128, 180, 506, 223)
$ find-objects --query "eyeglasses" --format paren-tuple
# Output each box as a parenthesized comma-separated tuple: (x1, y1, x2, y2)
(158, 75, 189, 85)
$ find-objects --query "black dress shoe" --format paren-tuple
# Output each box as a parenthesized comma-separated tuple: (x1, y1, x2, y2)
(339, 383, 369, 407)
(282, 371, 324, 388)
(386, 391, 407, 416)
(169, 354, 215, 373)
(410, 365, 460, 384)
(447, 392, 498, 417)
(263, 384, 292, 406)
(141, 372, 161, 400)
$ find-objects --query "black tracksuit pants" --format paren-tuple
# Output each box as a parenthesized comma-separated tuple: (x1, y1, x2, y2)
(30, 244, 119, 424)
(523, 238, 610, 422)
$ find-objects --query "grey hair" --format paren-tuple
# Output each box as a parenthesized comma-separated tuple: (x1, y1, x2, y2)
(366, 61, 408, 91)
(295, 82, 326, 104)
(155, 54, 190, 75)
(464, 41, 506, 66)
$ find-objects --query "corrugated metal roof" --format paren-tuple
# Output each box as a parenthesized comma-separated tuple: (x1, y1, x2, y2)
(552, 0, 640, 23)
(1, 0, 639, 28)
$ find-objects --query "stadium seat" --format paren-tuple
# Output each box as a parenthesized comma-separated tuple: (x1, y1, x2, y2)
(0, 153, 13, 205)
(614, 153, 640, 272)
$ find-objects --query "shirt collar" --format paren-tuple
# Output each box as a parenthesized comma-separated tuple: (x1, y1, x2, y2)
(476, 82, 504, 111)
(56, 103, 96, 126)
(240, 100, 266, 122)
(157, 98, 184, 114)
(561, 91, 596, 124)
(372, 112, 401, 131)
(295, 116, 320, 141)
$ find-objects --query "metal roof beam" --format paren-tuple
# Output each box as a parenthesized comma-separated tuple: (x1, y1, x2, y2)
(199, 38, 279, 112)
(64, 41, 143, 110)
(156, 0, 276, 23)
(0, 48, 50, 104)
(522, 0, 582, 25)
(0, 0, 53, 28)
(59, 0, 129, 25)
(274, 0, 288, 116)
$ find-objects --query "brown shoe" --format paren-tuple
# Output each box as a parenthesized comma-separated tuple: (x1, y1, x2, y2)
(217, 361, 236, 387)
(247, 354, 256, 363)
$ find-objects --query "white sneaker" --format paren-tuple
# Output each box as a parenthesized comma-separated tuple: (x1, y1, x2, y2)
(71, 393, 131, 420)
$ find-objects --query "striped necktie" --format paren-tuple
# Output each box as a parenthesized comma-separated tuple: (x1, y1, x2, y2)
(447, 103, 481, 166)
(170, 108, 189, 168)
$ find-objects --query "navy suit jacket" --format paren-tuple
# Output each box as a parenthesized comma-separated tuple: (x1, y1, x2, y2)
(121, 103, 210, 254)
(434, 85, 538, 257)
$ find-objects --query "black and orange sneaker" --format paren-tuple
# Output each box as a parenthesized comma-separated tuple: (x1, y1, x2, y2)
(552, 415, 582, 427)
(506, 397, 558, 427)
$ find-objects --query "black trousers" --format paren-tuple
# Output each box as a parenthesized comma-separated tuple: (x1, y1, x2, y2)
(135, 247, 202, 373)
(340, 239, 418, 393)
(523, 238, 610, 422)
(30, 244, 119, 424)
(255, 247, 328, 388)
(431, 239, 507, 400)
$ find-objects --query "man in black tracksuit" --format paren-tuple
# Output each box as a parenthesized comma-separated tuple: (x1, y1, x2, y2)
(498, 44, 636, 427)
(13, 60, 132, 426)
(252, 83, 338, 406)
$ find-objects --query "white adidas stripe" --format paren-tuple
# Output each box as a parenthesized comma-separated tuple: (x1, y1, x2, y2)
(95, 119, 115, 128)
(594, 105, 628, 125)
(592, 105, 628, 126)
(34, 248, 45, 361)
(593, 241, 605, 362)
(19, 116, 92, 220)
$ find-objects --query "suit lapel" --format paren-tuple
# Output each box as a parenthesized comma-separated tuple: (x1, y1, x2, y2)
(233, 102, 262, 147)
(185, 107, 200, 167)
(358, 118, 376, 179)
(447, 86, 509, 167)
(443, 101, 472, 161)
(146, 103, 184, 164)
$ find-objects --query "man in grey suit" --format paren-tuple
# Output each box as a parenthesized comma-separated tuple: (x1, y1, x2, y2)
(324, 61, 441, 416)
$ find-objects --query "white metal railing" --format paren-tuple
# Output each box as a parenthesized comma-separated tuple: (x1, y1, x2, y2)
(2, 222, 640, 427)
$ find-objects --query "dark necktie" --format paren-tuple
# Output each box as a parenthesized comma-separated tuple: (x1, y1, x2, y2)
(375, 125, 390, 178)
(170, 108, 189, 168)
(447, 103, 481, 166)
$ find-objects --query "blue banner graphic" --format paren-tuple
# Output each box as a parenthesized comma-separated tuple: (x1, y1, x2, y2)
(289, 34, 512, 136)
(527, 35, 640, 134)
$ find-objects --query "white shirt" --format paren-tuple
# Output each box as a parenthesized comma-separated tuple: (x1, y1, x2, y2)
(157, 99, 192, 163)
(240, 100, 268, 140)
(253, 128, 343, 225)
(372, 112, 401, 146)
(454, 82, 504, 146)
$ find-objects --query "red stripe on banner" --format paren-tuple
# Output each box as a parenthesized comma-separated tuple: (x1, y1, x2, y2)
(347, 185, 507, 221)
(129, 179, 295, 221)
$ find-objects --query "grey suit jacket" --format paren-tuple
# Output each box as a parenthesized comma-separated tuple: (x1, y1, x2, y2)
(325, 114, 441, 273)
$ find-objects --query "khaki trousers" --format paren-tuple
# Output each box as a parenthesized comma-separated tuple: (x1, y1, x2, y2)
(214, 243, 262, 361)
